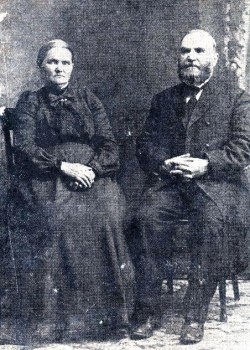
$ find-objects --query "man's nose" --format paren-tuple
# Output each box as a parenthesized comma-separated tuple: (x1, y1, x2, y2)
(187, 49, 197, 61)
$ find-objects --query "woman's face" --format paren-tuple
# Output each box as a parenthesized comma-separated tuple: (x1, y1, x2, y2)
(41, 47, 74, 90)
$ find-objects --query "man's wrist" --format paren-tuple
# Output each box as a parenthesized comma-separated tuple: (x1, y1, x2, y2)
(161, 159, 172, 172)
(60, 161, 66, 171)
(203, 155, 210, 174)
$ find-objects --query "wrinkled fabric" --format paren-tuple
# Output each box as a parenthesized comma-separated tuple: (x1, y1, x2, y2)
(6, 86, 134, 338)
(136, 77, 250, 277)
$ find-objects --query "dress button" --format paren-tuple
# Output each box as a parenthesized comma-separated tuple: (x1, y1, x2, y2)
(205, 121, 210, 126)
(205, 143, 210, 148)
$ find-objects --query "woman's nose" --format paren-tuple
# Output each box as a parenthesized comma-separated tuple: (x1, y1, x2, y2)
(55, 65, 63, 72)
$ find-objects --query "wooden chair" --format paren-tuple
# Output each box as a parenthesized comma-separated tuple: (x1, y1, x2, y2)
(0, 107, 244, 324)
(167, 218, 240, 322)
(1, 107, 15, 176)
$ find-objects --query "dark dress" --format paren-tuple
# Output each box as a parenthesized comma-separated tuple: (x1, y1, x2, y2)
(7, 85, 134, 340)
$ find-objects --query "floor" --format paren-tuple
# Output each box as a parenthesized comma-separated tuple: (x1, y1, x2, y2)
(1, 280, 249, 350)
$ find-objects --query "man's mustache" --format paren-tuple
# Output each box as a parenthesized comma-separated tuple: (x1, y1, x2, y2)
(181, 64, 200, 69)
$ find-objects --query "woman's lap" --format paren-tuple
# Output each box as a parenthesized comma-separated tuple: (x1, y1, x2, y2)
(7, 177, 134, 334)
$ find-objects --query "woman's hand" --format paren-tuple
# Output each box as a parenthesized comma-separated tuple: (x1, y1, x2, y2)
(60, 161, 96, 189)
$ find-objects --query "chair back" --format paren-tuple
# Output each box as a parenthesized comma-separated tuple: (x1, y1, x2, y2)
(241, 164, 250, 192)
(1, 108, 15, 176)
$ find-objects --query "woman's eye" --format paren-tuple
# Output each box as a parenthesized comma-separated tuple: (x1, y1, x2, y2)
(46, 59, 57, 64)
(62, 61, 70, 65)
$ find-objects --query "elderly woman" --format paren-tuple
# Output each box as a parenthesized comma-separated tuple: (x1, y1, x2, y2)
(8, 39, 134, 343)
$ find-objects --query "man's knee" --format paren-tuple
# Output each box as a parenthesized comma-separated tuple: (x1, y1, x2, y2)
(136, 202, 156, 228)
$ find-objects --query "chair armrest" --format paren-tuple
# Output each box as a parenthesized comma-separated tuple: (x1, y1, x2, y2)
(241, 165, 250, 191)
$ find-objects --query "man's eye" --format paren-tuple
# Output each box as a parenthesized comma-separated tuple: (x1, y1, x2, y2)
(180, 48, 190, 54)
(62, 61, 70, 65)
(195, 48, 205, 53)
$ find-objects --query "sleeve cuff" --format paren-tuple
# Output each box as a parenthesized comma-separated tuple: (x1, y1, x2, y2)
(54, 158, 63, 171)
(88, 159, 102, 176)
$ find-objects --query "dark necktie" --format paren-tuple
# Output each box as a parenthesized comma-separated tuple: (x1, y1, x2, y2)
(182, 88, 199, 128)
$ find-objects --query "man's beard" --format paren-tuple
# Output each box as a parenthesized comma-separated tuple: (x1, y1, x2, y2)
(177, 63, 212, 86)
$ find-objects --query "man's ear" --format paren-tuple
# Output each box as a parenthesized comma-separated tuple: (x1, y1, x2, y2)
(213, 52, 219, 67)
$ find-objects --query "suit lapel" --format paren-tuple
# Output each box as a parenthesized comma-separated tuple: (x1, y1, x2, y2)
(187, 90, 209, 128)
(172, 83, 186, 126)
(187, 77, 218, 128)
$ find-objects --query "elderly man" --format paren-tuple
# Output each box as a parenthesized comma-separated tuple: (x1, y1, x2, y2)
(131, 29, 250, 344)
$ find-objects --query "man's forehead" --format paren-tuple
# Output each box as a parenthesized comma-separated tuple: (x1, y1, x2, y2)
(181, 32, 215, 51)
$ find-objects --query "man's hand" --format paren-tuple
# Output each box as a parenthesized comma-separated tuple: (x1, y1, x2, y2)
(161, 154, 208, 179)
(170, 157, 208, 179)
(161, 153, 191, 173)
(61, 162, 96, 189)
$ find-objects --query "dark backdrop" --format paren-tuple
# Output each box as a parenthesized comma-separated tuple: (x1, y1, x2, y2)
(0, 0, 200, 207)
(0, 0, 246, 207)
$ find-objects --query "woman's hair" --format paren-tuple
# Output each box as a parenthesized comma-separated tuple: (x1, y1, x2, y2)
(36, 39, 74, 67)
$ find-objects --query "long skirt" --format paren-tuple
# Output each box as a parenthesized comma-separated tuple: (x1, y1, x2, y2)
(5, 176, 134, 341)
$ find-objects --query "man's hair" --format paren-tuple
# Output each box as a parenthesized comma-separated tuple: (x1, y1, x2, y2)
(182, 29, 217, 52)
(37, 39, 74, 67)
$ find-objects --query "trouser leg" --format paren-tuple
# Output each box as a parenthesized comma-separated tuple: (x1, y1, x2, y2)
(134, 184, 186, 316)
(183, 184, 223, 324)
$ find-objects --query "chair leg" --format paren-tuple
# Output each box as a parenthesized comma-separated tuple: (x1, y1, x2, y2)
(167, 272, 174, 295)
(166, 250, 174, 295)
(232, 274, 240, 301)
(219, 279, 227, 322)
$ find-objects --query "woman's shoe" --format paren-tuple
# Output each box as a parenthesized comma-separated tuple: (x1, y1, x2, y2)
(31, 320, 65, 344)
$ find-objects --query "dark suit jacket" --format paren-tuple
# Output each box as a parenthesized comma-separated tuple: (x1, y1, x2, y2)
(137, 77, 250, 226)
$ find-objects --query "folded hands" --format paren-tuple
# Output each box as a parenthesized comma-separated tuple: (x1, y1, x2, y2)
(161, 153, 208, 179)
(60, 161, 96, 190)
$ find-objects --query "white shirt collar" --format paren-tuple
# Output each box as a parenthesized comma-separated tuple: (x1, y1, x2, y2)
(185, 89, 203, 103)
(184, 76, 211, 103)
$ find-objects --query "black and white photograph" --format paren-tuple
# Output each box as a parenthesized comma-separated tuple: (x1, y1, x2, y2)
(0, 1, 250, 349)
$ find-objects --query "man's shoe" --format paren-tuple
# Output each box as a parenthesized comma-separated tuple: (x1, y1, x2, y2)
(130, 316, 156, 340)
(0, 320, 16, 344)
(180, 322, 204, 344)
(112, 326, 129, 339)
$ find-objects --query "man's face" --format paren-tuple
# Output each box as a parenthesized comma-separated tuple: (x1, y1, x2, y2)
(177, 31, 218, 86)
